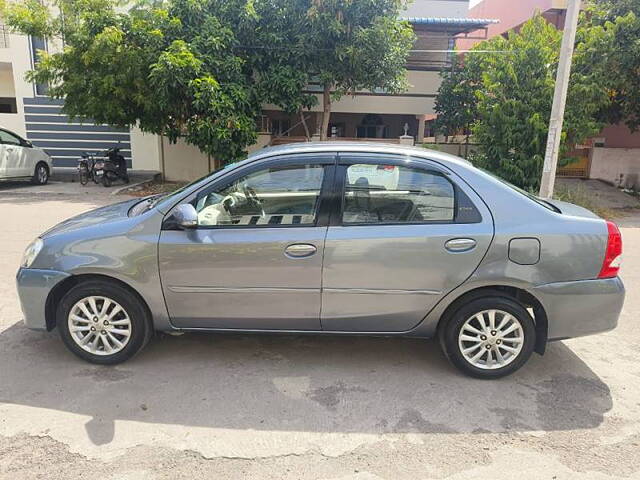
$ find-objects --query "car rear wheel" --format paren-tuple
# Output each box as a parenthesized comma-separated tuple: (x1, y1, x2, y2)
(441, 296, 536, 379)
(57, 280, 151, 364)
(31, 162, 49, 185)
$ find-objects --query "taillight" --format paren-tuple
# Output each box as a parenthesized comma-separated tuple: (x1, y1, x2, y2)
(598, 221, 622, 279)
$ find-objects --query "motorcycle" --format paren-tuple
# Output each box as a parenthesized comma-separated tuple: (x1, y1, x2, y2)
(93, 147, 129, 187)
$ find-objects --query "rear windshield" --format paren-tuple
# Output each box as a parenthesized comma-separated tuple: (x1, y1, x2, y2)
(480, 169, 560, 213)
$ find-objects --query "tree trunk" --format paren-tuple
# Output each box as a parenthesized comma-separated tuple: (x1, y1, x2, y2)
(159, 134, 166, 182)
(321, 84, 332, 141)
(300, 108, 310, 140)
(465, 131, 470, 159)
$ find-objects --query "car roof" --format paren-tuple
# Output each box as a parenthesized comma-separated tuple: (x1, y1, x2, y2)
(248, 141, 473, 169)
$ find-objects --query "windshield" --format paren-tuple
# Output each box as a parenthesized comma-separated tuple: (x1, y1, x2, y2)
(480, 169, 560, 213)
(128, 162, 240, 217)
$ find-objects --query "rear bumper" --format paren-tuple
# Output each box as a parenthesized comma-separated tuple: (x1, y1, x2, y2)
(16, 268, 70, 331)
(533, 277, 625, 341)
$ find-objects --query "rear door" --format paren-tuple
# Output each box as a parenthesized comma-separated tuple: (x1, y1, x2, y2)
(321, 153, 494, 332)
(158, 153, 336, 330)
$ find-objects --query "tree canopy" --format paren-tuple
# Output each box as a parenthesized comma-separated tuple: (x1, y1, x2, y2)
(304, 0, 414, 139)
(435, 15, 613, 191)
(2, 0, 414, 161)
(589, 0, 640, 131)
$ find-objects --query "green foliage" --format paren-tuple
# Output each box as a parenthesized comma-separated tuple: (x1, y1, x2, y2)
(2, 0, 414, 161)
(435, 15, 612, 191)
(589, 0, 640, 131)
(434, 54, 478, 138)
(304, 0, 415, 138)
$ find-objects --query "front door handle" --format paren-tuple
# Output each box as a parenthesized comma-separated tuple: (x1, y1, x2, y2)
(445, 238, 477, 252)
(284, 243, 317, 258)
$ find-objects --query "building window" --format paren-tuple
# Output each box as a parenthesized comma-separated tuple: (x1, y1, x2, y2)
(0, 97, 17, 113)
(356, 114, 388, 139)
(270, 118, 291, 136)
(29, 36, 48, 95)
(329, 122, 345, 137)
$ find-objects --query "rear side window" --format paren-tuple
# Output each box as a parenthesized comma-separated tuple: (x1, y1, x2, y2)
(342, 163, 456, 224)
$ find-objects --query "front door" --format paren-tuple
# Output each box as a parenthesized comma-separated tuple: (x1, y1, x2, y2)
(159, 155, 335, 330)
(321, 154, 494, 332)
(0, 129, 24, 177)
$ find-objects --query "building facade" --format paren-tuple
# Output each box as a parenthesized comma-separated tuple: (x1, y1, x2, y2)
(0, 0, 498, 181)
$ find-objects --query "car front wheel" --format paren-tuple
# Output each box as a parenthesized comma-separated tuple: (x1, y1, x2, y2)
(57, 280, 151, 364)
(31, 162, 49, 185)
(441, 296, 536, 379)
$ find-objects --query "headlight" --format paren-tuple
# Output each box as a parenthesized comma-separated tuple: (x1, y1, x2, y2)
(21, 238, 43, 268)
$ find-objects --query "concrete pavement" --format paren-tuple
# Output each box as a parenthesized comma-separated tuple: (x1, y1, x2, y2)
(1, 182, 639, 479)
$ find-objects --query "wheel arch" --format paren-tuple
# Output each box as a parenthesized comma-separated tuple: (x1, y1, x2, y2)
(45, 273, 153, 332)
(36, 160, 50, 170)
(436, 285, 548, 355)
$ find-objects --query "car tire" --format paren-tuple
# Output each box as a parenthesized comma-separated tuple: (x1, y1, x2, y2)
(31, 162, 49, 185)
(57, 280, 152, 365)
(441, 296, 536, 379)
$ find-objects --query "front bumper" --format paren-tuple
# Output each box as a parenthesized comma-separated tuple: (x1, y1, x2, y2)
(533, 276, 625, 341)
(16, 268, 70, 331)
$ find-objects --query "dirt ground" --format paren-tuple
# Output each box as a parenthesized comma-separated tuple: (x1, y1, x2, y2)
(1, 180, 640, 480)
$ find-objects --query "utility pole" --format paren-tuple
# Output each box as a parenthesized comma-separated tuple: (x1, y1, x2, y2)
(539, 0, 581, 199)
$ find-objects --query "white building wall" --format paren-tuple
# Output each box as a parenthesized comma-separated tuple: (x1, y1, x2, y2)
(589, 147, 640, 187)
(403, 0, 469, 18)
(130, 126, 161, 172)
(0, 30, 31, 137)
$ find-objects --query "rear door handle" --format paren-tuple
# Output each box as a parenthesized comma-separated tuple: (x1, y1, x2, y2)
(445, 238, 477, 252)
(284, 243, 317, 258)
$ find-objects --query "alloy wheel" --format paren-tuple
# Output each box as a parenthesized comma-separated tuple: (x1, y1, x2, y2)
(457, 309, 524, 370)
(67, 296, 132, 355)
(37, 165, 48, 184)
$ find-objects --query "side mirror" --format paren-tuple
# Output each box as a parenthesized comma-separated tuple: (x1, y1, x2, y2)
(173, 204, 198, 229)
(22, 140, 33, 148)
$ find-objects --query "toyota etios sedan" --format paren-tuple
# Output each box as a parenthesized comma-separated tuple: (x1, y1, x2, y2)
(16, 143, 624, 378)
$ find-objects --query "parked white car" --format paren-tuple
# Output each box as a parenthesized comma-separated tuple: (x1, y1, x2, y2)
(0, 127, 52, 184)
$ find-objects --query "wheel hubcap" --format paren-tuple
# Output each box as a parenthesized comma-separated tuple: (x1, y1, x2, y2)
(68, 296, 131, 356)
(458, 309, 524, 370)
(38, 167, 47, 183)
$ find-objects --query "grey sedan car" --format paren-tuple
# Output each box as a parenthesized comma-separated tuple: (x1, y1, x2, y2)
(16, 143, 624, 378)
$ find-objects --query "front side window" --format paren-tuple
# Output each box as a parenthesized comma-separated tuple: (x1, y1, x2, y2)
(342, 163, 455, 224)
(0, 129, 21, 145)
(194, 164, 325, 227)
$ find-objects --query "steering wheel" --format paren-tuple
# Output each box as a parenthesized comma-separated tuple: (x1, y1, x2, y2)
(243, 185, 266, 217)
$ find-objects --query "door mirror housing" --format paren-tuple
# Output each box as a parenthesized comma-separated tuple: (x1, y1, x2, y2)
(21, 140, 33, 148)
(173, 204, 198, 229)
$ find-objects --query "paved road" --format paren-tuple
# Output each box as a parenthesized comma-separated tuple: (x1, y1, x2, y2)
(1, 181, 639, 479)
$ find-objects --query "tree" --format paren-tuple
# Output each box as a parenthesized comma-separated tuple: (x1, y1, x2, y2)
(2, 0, 270, 162)
(433, 54, 479, 146)
(589, 0, 640, 132)
(3, 0, 415, 161)
(434, 15, 612, 191)
(305, 0, 415, 140)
